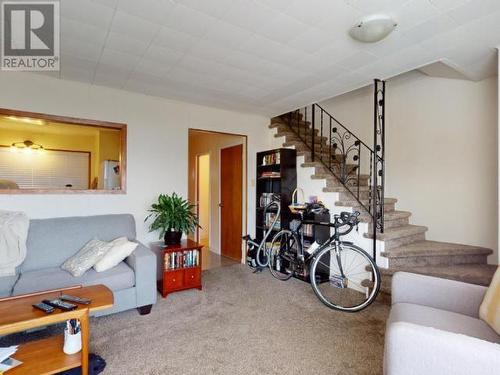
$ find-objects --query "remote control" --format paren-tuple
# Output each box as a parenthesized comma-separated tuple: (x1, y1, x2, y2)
(60, 294, 91, 305)
(42, 299, 77, 311)
(33, 302, 55, 313)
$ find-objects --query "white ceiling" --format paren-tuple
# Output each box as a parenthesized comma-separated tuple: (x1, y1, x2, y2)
(40, 0, 500, 115)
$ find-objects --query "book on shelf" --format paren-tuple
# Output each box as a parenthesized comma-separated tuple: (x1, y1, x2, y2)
(259, 171, 280, 178)
(164, 249, 200, 270)
(261, 152, 280, 166)
(264, 212, 281, 230)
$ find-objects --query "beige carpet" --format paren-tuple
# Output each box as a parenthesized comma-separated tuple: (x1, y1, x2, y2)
(90, 264, 389, 374)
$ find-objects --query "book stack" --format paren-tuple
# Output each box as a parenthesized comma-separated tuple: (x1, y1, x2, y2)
(259, 171, 280, 178)
(164, 250, 200, 270)
(261, 152, 280, 166)
(265, 212, 281, 230)
(300, 224, 314, 237)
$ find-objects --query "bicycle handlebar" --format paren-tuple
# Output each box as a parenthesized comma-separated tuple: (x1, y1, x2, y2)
(303, 211, 360, 237)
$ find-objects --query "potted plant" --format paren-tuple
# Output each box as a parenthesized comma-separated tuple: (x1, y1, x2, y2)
(146, 193, 199, 245)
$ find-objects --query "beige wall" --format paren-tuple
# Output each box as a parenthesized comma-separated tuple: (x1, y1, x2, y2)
(320, 71, 498, 264)
(188, 130, 246, 254)
(0, 72, 271, 246)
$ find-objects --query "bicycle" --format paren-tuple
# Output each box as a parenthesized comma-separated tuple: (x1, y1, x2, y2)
(268, 206, 380, 312)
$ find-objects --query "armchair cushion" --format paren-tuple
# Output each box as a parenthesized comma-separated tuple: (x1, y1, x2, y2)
(389, 302, 499, 344)
(392, 272, 487, 318)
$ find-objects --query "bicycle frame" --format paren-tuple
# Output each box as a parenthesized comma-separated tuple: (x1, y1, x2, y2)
(290, 213, 353, 279)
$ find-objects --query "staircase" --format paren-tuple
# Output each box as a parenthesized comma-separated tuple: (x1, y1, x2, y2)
(269, 98, 496, 294)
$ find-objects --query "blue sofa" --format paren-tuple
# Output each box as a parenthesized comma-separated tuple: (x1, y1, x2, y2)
(0, 214, 157, 316)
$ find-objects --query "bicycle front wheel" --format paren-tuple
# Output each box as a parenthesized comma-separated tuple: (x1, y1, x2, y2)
(310, 243, 380, 312)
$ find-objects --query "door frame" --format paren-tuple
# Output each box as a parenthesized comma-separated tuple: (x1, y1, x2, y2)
(189, 128, 247, 263)
(195, 152, 210, 247)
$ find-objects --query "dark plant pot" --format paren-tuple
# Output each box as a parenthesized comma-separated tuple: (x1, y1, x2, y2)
(164, 230, 182, 245)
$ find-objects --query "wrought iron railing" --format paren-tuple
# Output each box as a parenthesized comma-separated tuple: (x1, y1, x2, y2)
(283, 79, 386, 260)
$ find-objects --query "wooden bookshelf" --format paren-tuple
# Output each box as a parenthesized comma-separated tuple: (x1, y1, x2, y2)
(255, 148, 296, 244)
(154, 239, 203, 298)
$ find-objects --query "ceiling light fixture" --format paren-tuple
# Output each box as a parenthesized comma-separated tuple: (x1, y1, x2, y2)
(349, 14, 397, 43)
(5, 115, 46, 125)
(10, 140, 44, 153)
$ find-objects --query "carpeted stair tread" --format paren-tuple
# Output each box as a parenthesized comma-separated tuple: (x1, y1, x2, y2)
(382, 240, 493, 258)
(336, 197, 397, 208)
(380, 264, 497, 287)
(363, 224, 427, 240)
(358, 210, 411, 223)
(322, 185, 372, 193)
(312, 173, 370, 181)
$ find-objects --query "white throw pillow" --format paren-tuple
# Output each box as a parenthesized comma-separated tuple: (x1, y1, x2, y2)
(93, 237, 138, 273)
(61, 239, 113, 277)
(479, 266, 500, 335)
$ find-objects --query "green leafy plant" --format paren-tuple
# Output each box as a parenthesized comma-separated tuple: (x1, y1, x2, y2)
(146, 193, 199, 238)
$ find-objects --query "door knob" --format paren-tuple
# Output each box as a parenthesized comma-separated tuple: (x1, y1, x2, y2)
(219, 203, 223, 207)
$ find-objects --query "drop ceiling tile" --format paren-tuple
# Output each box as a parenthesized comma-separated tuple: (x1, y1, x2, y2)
(61, 19, 109, 46)
(203, 21, 253, 49)
(105, 32, 150, 56)
(238, 35, 305, 65)
(61, 38, 103, 61)
(99, 48, 141, 71)
(287, 27, 336, 53)
(345, 0, 403, 13)
(447, 0, 500, 24)
(178, 0, 234, 18)
(256, 13, 309, 44)
(163, 4, 218, 37)
(62, 0, 115, 29)
(254, 0, 291, 12)
(133, 57, 173, 77)
(143, 44, 184, 65)
(402, 14, 458, 44)
(286, 0, 359, 28)
(222, 0, 281, 33)
(110, 10, 161, 41)
(392, 0, 439, 32)
(91, 0, 118, 9)
(117, 0, 175, 24)
(188, 40, 236, 64)
(428, 0, 470, 11)
(153, 27, 198, 53)
(336, 50, 377, 70)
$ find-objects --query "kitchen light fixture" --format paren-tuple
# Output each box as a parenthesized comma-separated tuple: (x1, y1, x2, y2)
(10, 140, 44, 152)
(349, 14, 397, 43)
(5, 115, 46, 125)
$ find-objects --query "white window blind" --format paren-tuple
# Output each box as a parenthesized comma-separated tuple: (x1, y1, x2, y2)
(0, 148, 90, 189)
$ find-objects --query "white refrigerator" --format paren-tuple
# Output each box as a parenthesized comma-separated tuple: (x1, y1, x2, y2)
(101, 160, 121, 190)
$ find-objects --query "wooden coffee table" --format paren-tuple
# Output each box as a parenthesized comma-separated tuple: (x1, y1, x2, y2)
(0, 284, 113, 375)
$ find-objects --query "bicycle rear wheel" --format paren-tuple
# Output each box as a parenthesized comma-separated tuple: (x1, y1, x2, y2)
(310, 243, 380, 312)
(268, 230, 298, 281)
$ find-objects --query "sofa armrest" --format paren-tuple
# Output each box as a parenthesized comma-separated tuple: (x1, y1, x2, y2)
(391, 272, 487, 318)
(126, 242, 157, 307)
(384, 321, 500, 375)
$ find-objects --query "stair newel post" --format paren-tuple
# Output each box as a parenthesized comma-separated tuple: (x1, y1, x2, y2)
(380, 80, 386, 233)
(320, 107, 323, 162)
(329, 117, 332, 170)
(311, 104, 315, 162)
(372, 79, 378, 263)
